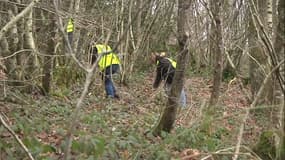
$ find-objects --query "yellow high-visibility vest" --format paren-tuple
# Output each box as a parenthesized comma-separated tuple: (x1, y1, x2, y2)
(167, 58, 176, 68)
(95, 44, 120, 71)
(66, 18, 74, 33)
(157, 58, 177, 68)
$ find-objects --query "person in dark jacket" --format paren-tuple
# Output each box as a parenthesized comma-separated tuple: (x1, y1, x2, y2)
(151, 52, 186, 107)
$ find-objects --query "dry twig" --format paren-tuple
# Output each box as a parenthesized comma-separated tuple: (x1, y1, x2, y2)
(0, 113, 35, 160)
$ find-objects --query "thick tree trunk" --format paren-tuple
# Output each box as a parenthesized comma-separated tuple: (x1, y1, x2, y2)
(153, 0, 191, 136)
(209, 0, 224, 106)
(42, 14, 56, 95)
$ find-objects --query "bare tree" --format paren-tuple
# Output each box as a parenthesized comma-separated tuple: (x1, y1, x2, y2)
(209, 0, 224, 106)
(42, 12, 57, 95)
(22, 2, 37, 92)
(153, 0, 191, 136)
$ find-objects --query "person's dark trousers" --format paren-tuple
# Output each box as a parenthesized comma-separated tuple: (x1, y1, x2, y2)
(67, 32, 73, 47)
(103, 64, 120, 98)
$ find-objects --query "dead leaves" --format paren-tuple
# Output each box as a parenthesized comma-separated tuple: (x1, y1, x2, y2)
(37, 130, 63, 146)
(180, 148, 201, 160)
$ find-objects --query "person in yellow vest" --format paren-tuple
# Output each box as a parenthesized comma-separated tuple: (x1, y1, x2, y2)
(90, 44, 121, 99)
(66, 18, 74, 45)
(151, 52, 186, 107)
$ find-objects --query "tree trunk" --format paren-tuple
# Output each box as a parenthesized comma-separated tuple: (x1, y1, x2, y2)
(119, 0, 127, 84)
(22, 7, 36, 92)
(274, 0, 285, 158)
(71, 0, 80, 52)
(42, 14, 56, 95)
(209, 0, 224, 106)
(153, 0, 191, 136)
(267, 0, 273, 36)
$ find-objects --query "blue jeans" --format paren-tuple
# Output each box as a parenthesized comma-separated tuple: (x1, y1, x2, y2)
(103, 64, 120, 97)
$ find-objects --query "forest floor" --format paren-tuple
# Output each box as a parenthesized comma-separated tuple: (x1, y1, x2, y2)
(0, 70, 280, 159)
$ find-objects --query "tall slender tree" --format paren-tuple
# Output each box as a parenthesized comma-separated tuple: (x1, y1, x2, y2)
(274, 0, 285, 158)
(209, 0, 224, 106)
(23, 3, 37, 92)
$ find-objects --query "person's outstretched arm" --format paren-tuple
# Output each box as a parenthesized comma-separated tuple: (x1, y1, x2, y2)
(153, 65, 162, 89)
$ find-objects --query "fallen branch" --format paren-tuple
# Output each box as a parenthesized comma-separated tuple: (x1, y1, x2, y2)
(0, 113, 35, 160)
(201, 146, 236, 160)
(200, 145, 262, 160)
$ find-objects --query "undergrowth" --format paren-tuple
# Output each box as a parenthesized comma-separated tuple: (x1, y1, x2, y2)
(0, 71, 280, 160)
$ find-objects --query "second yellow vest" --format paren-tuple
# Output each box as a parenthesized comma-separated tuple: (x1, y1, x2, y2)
(95, 44, 120, 71)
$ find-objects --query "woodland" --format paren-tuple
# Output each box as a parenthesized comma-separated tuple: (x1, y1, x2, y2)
(0, 0, 284, 160)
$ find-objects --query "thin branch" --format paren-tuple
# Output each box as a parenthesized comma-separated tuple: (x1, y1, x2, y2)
(0, 49, 33, 60)
(201, 146, 236, 160)
(232, 59, 285, 160)
(0, 0, 39, 41)
(201, 145, 262, 160)
(0, 113, 35, 160)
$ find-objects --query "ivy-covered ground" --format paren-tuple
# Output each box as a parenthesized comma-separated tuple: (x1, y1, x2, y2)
(0, 70, 279, 160)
